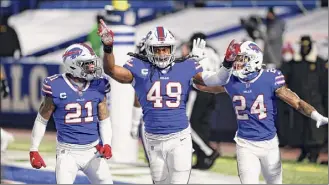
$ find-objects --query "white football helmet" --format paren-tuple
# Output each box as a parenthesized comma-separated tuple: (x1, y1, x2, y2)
(232, 41, 263, 79)
(144, 27, 176, 68)
(62, 43, 102, 81)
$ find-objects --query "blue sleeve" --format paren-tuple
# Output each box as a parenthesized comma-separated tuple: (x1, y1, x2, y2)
(41, 77, 53, 98)
(123, 58, 144, 80)
(186, 58, 203, 78)
(98, 77, 111, 95)
(272, 69, 286, 91)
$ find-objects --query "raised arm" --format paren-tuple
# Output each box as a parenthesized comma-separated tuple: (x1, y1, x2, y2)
(98, 19, 133, 84)
(276, 86, 328, 128)
(192, 39, 240, 86)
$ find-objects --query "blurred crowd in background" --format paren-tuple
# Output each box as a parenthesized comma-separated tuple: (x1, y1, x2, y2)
(0, 0, 328, 170)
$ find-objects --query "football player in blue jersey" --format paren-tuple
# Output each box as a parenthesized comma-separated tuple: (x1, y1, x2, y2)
(193, 40, 328, 184)
(29, 43, 113, 184)
(98, 19, 237, 184)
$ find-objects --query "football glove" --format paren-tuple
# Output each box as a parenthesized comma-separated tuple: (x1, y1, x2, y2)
(29, 151, 46, 169)
(225, 39, 241, 62)
(97, 19, 114, 53)
(190, 38, 206, 60)
(311, 111, 328, 128)
(99, 144, 112, 159)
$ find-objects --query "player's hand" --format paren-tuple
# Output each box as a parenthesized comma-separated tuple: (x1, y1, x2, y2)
(95, 144, 102, 152)
(97, 19, 114, 46)
(311, 111, 328, 128)
(316, 116, 328, 128)
(225, 39, 241, 62)
(99, 144, 112, 159)
(130, 122, 139, 139)
(190, 38, 206, 60)
(29, 151, 46, 169)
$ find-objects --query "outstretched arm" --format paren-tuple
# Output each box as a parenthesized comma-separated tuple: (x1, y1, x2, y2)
(98, 19, 133, 84)
(192, 80, 226, 94)
(276, 86, 328, 128)
(192, 39, 240, 86)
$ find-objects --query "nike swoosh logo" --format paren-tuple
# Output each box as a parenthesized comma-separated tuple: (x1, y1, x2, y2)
(180, 138, 186, 142)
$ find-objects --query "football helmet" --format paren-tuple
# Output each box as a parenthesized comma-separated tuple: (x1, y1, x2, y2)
(232, 41, 263, 79)
(144, 27, 176, 69)
(62, 43, 102, 81)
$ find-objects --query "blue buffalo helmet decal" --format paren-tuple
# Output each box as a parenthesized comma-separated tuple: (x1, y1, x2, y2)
(63, 47, 83, 61)
(248, 43, 262, 53)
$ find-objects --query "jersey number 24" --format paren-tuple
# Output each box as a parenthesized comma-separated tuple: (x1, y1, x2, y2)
(233, 95, 267, 120)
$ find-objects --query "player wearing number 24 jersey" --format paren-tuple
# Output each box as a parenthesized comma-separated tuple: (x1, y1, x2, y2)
(29, 43, 114, 184)
(98, 19, 237, 184)
(194, 41, 328, 184)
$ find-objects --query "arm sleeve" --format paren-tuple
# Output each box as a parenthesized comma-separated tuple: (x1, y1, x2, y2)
(99, 117, 112, 145)
(201, 66, 232, 86)
(30, 113, 48, 151)
(272, 69, 286, 91)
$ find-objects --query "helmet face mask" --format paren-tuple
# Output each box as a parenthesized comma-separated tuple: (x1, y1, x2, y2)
(77, 58, 103, 81)
(63, 44, 103, 81)
(145, 27, 176, 69)
(232, 41, 263, 80)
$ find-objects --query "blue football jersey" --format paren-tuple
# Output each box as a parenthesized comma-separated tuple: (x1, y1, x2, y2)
(123, 58, 203, 134)
(41, 74, 111, 145)
(224, 69, 285, 141)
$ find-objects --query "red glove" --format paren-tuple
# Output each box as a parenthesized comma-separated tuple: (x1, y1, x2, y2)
(225, 39, 241, 62)
(95, 144, 102, 152)
(99, 144, 112, 159)
(29, 151, 46, 169)
(97, 19, 114, 46)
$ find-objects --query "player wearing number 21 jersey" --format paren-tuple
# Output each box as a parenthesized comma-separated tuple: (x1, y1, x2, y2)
(194, 41, 328, 184)
(98, 19, 238, 184)
(29, 43, 113, 184)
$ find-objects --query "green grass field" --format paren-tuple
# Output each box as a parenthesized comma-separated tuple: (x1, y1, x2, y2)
(7, 138, 328, 184)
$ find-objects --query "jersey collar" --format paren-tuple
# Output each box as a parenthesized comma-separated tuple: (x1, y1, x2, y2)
(238, 69, 264, 84)
(62, 74, 90, 92)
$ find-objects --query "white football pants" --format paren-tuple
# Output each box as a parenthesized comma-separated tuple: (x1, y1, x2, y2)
(235, 136, 282, 184)
(145, 133, 193, 184)
(55, 145, 113, 184)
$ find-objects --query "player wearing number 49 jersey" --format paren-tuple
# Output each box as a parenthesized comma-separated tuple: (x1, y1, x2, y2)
(29, 43, 113, 184)
(194, 41, 328, 184)
(98, 19, 237, 184)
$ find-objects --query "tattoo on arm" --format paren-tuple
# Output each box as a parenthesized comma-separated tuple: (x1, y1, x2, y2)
(276, 86, 315, 117)
(39, 96, 55, 120)
(98, 97, 110, 121)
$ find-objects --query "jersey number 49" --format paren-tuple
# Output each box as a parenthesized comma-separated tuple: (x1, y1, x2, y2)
(147, 81, 182, 108)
